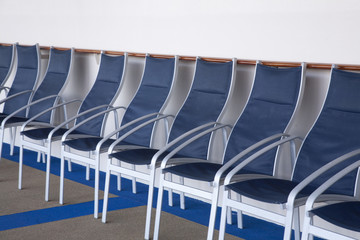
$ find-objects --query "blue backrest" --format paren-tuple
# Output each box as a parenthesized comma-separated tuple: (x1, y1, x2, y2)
(120, 56, 176, 147)
(168, 58, 234, 159)
(3, 44, 40, 116)
(28, 48, 73, 122)
(293, 68, 360, 196)
(0, 44, 14, 86)
(75, 53, 126, 137)
(224, 64, 303, 176)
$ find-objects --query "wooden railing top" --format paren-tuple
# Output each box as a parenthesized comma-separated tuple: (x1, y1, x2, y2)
(2, 43, 360, 71)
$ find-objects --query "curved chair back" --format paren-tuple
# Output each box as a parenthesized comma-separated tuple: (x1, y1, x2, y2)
(167, 58, 234, 159)
(119, 55, 176, 147)
(0, 44, 15, 87)
(3, 44, 40, 116)
(27, 48, 73, 123)
(224, 63, 303, 176)
(74, 53, 126, 137)
(293, 67, 360, 196)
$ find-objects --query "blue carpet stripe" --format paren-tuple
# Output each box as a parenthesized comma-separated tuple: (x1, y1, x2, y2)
(2, 144, 323, 240)
(0, 197, 142, 231)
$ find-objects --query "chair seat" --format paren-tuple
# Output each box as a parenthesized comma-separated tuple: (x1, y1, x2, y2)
(110, 148, 186, 166)
(226, 178, 315, 204)
(63, 137, 116, 151)
(311, 201, 360, 232)
(164, 162, 227, 182)
(0, 115, 28, 125)
(21, 127, 70, 140)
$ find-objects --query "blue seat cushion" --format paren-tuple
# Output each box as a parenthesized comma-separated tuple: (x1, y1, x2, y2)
(0, 115, 28, 125)
(110, 148, 186, 166)
(21, 127, 75, 140)
(63, 137, 116, 152)
(164, 162, 232, 182)
(226, 179, 315, 204)
(310, 201, 360, 232)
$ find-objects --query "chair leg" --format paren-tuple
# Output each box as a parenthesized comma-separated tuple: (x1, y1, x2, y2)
(167, 172, 173, 207)
(101, 159, 111, 223)
(94, 153, 100, 219)
(283, 207, 294, 240)
(179, 176, 185, 210)
(144, 166, 156, 240)
(131, 164, 137, 194)
(65, 145, 72, 172)
(45, 144, 52, 202)
(301, 214, 312, 240)
(18, 143, 24, 189)
(207, 185, 220, 240)
(86, 153, 90, 180)
(117, 160, 121, 191)
(10, 127, 16, 156)
(219, 189, 230, 240)
(236, 194, 243, 229)
(59, 144, 65, 205)
(294, 207, 301, 240)
(0, 128, 4, 160)
(153, 172, 166, 240)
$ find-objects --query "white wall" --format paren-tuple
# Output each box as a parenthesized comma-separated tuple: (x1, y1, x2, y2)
(1, 0, 360, 64)
(1, 0, 359, 238)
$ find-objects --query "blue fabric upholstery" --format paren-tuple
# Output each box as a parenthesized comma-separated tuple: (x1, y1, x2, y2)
(22, 53, 125, 141)
(167, 59, 233, 159)
(27, 48, 72, 122)
(227, 179, 315, 204)
(292, 68, 360, 196)
(227, 68, 360, 206)
(0, 45, 13, 85)
(164, 64, 302, 182)
(3, 45, 39, 117)
(310, 201, 360, 232)
(63, 56, 175, 152)
(74, 54, 125, 136)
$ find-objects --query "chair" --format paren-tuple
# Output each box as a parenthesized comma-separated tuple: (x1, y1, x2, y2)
(0, 47, 73, 160)
(152, 62, 305, 240)
(301, 155, 360, 240)
(0, 44, 16, 90)
(59, 55, 178, 219)
(102, 57, 236, 240)
(0, 43, 41, 159)
(218, 67, 360, 240)
(19, 52, 127, 202)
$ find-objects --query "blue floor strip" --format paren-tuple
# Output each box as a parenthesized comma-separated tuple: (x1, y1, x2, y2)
(2, 143, 323, 239)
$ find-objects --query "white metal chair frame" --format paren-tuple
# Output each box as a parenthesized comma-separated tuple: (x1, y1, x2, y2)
(18, 52, 127, 202)
(59, 55, 178, 219)
(101, 58, 238, 240)
(301, 150, 360, 240)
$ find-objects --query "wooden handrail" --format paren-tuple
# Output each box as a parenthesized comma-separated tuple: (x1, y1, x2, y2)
(4, 42, 360, 71)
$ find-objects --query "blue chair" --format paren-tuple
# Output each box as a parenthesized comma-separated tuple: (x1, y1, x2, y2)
(59, 55, 178, 218)
(153, 62, 305, 240)
(0, 44, 16, 90)
(218, 67, 360, 240)
(0, 47, 73, 160)
(102, 57, 236, 240)
(0, 43, 41, 159)
(19, 52, 127, 202)
(301, 155, 360, 240)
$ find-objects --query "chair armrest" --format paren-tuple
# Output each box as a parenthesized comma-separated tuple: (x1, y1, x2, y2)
(61, 105, 126, 142)
(107, 113, 175, 154)
(20, 99, 81, 132)
(0, 90, 34, 105)
(1, 95, 59, 128)
(223, 135, 302, 185)
(213, 133, 291, 185)
(47, 104, 111, 140)
(288, 148, 360, 208)
(304, 158, 360, 215)
(159, 123, 232, 169)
